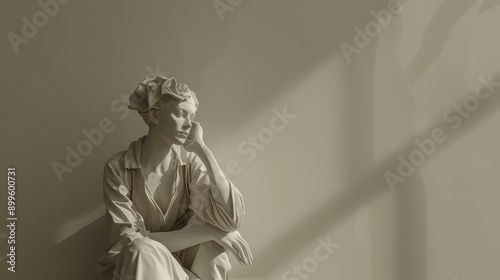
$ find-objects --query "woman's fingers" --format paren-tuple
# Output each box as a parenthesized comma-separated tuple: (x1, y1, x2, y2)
(216, 231, 253, 266)
(228, 246, 244, 265)
(234, 235, 252, 265)
(226, 236, 247, 265)
(241, 243, 252, 266)
(218, 239, 243, 265)
(235, 239, 252, 266)
(240, 242, 251, 264)
(222, 239, 245, 265)
(232, 240, 247, 265)
(234, 235, 252, 266)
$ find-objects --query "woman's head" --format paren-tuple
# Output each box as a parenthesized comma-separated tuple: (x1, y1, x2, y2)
(128, 76, 198, 144)
(129, 76, 198, 125)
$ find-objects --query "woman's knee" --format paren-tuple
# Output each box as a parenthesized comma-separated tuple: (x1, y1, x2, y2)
(124, 237, 166, 255)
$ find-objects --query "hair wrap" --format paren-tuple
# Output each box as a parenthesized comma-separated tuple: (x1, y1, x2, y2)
(128, 75, 198, 112)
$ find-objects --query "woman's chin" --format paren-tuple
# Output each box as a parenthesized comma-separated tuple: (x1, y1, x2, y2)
(173, 137, 187, 145)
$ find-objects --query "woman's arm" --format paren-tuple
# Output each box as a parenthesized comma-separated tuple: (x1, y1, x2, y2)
(192, 144, 232, 212)
(184, 121, 236, 215)
(149, 224, 253, 266)
(148, 224, 212, 253)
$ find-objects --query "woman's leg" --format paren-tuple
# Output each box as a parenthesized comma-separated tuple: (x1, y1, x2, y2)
(113, 237, 194, 280)
(189, 240, 232, 280)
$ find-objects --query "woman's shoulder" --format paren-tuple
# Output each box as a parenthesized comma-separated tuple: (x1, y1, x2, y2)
(102, 150, 130, 187)
(104, 150, 128, 170)
(104, 135, 145, 170)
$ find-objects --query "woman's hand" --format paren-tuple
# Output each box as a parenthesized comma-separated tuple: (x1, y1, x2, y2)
(183, 121, 205, 153)
(205, 224, 253, 266)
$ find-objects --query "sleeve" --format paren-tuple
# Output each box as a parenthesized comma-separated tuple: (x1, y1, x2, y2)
(102, 160, 150, 253)
(186, 155, 246, 232)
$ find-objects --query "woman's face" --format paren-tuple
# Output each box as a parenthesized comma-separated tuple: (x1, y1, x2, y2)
(155, 99, 197, 145)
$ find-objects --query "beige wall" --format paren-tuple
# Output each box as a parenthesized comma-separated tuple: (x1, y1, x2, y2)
(1, 0, 499, 279)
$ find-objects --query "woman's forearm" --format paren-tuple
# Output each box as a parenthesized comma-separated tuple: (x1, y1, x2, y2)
(148, 225, 213, 253)
(193, 144, 232, 212)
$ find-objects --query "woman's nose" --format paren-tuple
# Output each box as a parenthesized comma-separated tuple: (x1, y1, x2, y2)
(183, 119, 192, 129)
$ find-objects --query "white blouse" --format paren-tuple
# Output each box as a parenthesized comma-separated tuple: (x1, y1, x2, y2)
(97, 135, 246, 280)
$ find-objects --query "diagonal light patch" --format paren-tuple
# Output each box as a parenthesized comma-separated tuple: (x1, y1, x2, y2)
(406, 0, 482, 86)
(53, 204, 105, 244)
(478, 0, 500, 14)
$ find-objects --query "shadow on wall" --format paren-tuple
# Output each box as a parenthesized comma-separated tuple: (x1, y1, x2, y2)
(41, 216, 108, 280)
(246, 72, 500, 278)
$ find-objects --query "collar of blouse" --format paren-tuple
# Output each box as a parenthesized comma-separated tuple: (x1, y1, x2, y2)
(123, 135, 193, 170)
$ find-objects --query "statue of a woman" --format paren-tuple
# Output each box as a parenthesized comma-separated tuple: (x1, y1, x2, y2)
(97, 76, 253, 280)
